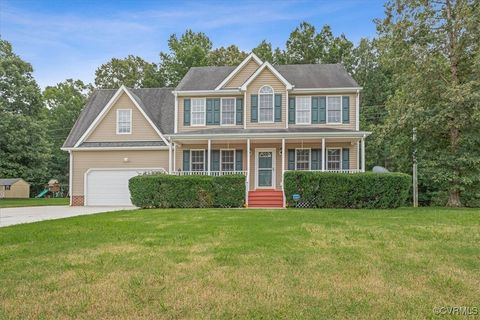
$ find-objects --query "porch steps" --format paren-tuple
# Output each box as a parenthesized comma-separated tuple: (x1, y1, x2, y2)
(248, 190, 284, 208)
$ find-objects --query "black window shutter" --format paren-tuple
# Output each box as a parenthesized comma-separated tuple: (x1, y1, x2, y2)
(311, 149, 321, 170)
(319, 96, 326, 124)
(311, 97, 319, 124)
(214, 99, 221, 125)
(206, 99, 213, 125)
(288, 97, 295, 124)
(184, 99, 191, 126)
(288, 149, 295, 170)
(274, 94, 282, 122)
(342, 148, 350, 170)
(183, 150, 190, 171)
(235, 150, 243, 171)
(251, 95, 258, 122)
(236, 98, 243, 125)
(342, 96, 350, 123)
(211, 150, 220, 171)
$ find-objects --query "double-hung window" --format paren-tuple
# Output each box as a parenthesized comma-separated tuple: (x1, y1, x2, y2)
(296, 96, 311, 124)
(327, 149, 341, 170)
(117, 109, 132, 134)
(327, 96, 341, 123)
(191, 98, 206, 126)
(259, 86, 274, 122)
(221, 98, 235, 125)
(221, 150, 235, 171)
(296, 149, 310, 170)
(191, 150, 205, 171)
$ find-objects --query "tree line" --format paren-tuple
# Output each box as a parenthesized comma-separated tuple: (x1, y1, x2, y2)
(0, 0, 478, 206)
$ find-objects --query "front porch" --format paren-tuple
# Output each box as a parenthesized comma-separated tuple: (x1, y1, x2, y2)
(167, 133, 367, 207)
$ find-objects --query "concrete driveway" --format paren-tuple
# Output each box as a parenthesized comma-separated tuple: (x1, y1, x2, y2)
(0, 206, 136, 227)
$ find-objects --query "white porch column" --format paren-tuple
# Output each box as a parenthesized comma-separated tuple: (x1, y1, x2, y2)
(246, 138, 251, 206)
(207, 139, 211, 175)
(361, 136, 365, 172)
(168, 143, 173, 173)
(281, 138, 286, 208)
(173, 143, 176, 172)
(321, 138, 326, 172)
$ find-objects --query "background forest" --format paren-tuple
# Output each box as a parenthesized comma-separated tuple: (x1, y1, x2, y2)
(0, 0, 479, 206)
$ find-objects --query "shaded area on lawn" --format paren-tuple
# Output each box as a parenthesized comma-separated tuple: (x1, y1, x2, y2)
(0, 198, 69, 208)
(0, 207, 479, 319)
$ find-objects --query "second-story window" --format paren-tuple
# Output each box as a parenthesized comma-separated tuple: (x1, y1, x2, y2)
(296, 96, 311, 124)
(327, 96, 342, 123)
(221, 98, 235, 125)
(191, 98, 206, 126)
(117, 109, 132, 134)
(259, 85, 274, 122)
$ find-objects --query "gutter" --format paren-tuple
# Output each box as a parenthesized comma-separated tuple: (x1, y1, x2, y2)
(61, 146, 170, 151)
(167, 131, 372, 140)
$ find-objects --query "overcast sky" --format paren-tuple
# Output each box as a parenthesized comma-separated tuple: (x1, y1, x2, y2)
(0, 0, 384, 88)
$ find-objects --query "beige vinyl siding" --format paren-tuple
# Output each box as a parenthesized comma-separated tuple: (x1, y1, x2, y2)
(86, 93, 161, 142)
(289, 93, 357, 130)
(223, 59, 260, 88)
(1, 180, 30, 198)
(177, 96, 243, 132)
(71, 150, 169, 196)
(245, 68, 287, 129)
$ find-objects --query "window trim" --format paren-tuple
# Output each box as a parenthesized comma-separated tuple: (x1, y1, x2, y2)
(190, 98, 206, 127)
(5, 185, 11, 191)
(326, 96, 342, 124)
(326, 147, 342, 170)
(220, 148, 236, 172)
(220, 97, 236, 126)
(258, 85, 275, 123)
(295, 96, 312, 125)
(295, 148, 311, 170)
(116, 109, 132, 134)
(190, 149, 206, 172)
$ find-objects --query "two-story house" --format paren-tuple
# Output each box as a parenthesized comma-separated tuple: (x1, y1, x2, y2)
(62, 53, 370, 207)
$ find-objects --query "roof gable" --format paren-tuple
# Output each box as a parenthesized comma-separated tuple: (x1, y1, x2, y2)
(215, 53, 262, 90)
(241, 62, 293, 90)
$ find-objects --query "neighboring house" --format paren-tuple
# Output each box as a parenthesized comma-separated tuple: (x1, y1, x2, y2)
(62, 53, 370, 207)
(0, 179, 30, 199)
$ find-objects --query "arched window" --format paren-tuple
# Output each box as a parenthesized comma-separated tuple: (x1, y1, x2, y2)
(258, 85, 274, 122)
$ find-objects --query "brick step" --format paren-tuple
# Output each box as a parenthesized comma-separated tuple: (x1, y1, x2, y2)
(249, 204, 284, 208)
(248, 195, 283, 199)
(248, 199, 284, 205)
(248, 190, 284, 208)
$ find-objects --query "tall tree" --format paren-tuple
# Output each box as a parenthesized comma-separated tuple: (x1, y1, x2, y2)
(44, 79, 91, 182)
(285, 22, 319, 63)
(376, 0, 480, 206)
(0, 38, 43, 116)
(208, 45, 247, 66)
(0, 38, 51, 191)
(94, 55, 163, 89)
(253, 40, 274, 63)
(159, 30, 212, 86)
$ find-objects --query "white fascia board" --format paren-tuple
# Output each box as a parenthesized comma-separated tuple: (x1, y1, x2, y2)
(240, 62, 293, 91)
(62, 146, 170, 151)
(168, 131, 372, 140)
(291, 87, 363, 94)
(214, 53, 263, 90)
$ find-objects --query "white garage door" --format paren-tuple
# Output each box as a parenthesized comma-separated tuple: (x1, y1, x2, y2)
(86, 169, 148, 206)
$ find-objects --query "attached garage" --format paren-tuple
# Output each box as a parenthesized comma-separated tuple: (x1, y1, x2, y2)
(85, 169, 151, 206)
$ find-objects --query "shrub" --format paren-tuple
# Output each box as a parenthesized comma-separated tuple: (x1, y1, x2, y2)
(284, 172, 411, 208)
(129, 174, 246, 208)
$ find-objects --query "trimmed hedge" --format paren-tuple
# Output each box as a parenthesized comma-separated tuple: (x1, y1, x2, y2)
(284, 171, 411, 208)
(129, 174, 246, 208)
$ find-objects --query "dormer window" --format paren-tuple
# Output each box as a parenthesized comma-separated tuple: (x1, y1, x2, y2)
(117, 109, 132, 134)
(258, 85, 274, 123)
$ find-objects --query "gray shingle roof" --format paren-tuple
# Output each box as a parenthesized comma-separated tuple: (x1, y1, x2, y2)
(0, 178, 21, 186)
(79, 141, 166, 148)
(63, 87, 174, 148)
(175, 63, 358, 91)
(175, 66, 236, 91)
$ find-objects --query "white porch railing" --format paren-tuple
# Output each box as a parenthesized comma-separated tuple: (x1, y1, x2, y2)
(171, 170, 248, 176)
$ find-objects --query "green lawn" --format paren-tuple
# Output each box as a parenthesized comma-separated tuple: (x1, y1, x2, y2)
(0, 197, 69, 208)
(1, 208, 479, 319)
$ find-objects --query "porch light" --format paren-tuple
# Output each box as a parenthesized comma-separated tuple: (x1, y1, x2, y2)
(123, 157, 129, 163)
